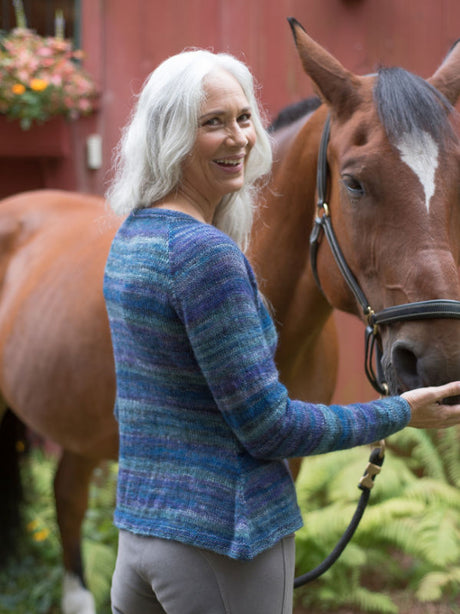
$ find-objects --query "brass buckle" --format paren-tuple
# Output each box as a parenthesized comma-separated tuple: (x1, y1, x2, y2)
(359, 440, 385, 490)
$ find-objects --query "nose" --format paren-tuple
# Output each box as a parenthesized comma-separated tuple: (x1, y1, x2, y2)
(391, 340, 421, 391)
(391, 339, 460, 404)
(227, 121, 248, 147)
(390, 336, 457, 392)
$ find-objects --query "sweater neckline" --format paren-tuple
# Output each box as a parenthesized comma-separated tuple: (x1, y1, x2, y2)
(133, 207, 205, 224)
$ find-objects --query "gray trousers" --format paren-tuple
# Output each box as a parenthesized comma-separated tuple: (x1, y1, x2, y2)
(111, 530, 295, 614)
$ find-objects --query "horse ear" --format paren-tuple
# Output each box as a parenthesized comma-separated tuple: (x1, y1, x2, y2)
(288, 18, 361, 117)
(429, 39, 460, 105)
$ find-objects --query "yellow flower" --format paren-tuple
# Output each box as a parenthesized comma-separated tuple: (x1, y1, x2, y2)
(30, 78, 48, 92)
(33, 528, 50, 542)
(12, 83, 26, 95)
(26, 519, 39, 532)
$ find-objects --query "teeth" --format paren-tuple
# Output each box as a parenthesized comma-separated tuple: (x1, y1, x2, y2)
(215, 158, 242, 166)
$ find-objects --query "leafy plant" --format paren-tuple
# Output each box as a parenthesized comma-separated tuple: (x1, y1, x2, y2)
(0, 448, 117, 614)
(294, 427, 460, 612)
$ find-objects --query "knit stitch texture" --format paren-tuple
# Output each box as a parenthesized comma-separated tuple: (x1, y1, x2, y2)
(103, 209, 411, 560)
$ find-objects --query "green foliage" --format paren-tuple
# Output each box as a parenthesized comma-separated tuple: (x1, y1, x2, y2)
(294, 426, 460, 612)
(0, 448, 117, 614)
(3, 428, 460, 613)
(83, 463, 118, 610)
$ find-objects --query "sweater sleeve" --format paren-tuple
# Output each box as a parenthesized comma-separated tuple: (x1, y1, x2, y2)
(170, 227, 411, 460)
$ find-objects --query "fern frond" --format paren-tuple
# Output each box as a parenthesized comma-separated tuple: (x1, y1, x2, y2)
(435, 426, 460, 487)
(343, 585, 398, 613)
(405, 477, 460, 510)
(296, 447, 366, 504)
(416, 566, 460, 602)
(412, 509, 460, 566)
(376, 508, 460, 566)
(389, 430, 447, 481)
(373, 515, 421, 553)
(297, 502, 360, 551)
(357, 497, 426, 537)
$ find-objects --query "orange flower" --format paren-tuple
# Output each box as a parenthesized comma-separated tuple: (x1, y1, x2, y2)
(33, 528, 50, 542)
(30, 78, 48, 92)
(12, 83, 26, 95)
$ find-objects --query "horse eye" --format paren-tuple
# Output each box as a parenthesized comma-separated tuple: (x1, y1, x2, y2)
(342, 174, 365, 196)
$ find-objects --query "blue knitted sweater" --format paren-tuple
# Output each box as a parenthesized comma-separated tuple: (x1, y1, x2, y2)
(103, 209, 411, 560)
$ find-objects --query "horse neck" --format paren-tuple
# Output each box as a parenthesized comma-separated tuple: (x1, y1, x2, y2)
(249, 107, 332, 326)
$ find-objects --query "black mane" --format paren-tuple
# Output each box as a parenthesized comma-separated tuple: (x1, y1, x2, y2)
(268, 96, 321, 132)
(373, 67, 455, 146)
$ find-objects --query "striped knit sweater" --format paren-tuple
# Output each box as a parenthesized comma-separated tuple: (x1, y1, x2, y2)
(103, 208, 411, 560)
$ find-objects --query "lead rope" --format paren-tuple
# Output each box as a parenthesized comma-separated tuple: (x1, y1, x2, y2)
(294, 440, 385, 587)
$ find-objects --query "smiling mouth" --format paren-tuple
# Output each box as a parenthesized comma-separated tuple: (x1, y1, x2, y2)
(214, 157, 244, 167)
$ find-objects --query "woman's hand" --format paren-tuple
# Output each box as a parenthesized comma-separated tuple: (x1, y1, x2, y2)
(401, 381, 460, 429)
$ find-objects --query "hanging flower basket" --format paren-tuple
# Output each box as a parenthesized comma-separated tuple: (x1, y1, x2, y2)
(0, 26, 99, 131)
(0, 114, 71, 157)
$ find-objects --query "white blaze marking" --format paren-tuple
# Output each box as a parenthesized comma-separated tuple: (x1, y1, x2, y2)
(396, 131, 439, 213)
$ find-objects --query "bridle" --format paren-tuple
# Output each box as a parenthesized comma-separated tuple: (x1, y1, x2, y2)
(310, 115, 460, 395)
(294, 114, 460, 589)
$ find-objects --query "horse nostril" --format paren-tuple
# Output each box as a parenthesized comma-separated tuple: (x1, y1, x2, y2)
(391, 342, 420, 390)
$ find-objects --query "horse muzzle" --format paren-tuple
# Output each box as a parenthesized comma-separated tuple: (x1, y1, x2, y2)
(379, 316, 460, 397)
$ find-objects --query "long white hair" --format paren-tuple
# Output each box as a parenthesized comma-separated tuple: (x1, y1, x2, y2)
(106, 49, 272, 250)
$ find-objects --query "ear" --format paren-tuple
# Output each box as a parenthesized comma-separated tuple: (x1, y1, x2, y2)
(429, 39, 460, 105)
(288, 17, 362, 118)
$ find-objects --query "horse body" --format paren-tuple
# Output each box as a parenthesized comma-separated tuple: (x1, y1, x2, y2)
(1, 21, 460, 613)
(0, 191, 118, 459)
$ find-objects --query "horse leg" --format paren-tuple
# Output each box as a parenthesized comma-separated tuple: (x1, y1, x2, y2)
(54, 450, 99, 614)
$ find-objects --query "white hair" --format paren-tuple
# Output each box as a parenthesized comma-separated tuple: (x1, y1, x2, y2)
(106, 49, 272, 250)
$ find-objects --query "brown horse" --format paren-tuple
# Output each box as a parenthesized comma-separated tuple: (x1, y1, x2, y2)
(1, 20, 460, 613)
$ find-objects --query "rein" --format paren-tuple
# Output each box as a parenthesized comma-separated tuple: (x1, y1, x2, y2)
(294, 114, 460, 589)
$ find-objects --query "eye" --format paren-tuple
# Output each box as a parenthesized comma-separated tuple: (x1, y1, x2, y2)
(202, 116, 222, 127)
(341, 174, 365, 197)
(238, 111, 252, 124)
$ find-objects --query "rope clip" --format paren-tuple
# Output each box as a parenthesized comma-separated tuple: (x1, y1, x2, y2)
(358, 440, 386, 491)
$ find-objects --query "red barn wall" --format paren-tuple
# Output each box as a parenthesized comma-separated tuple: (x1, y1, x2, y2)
(86, 0, 460, 198)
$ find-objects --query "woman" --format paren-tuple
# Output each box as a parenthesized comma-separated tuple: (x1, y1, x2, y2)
(104, 50, 460, 614)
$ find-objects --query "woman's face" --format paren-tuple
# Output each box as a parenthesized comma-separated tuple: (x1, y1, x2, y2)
(181, 69, 257, 207)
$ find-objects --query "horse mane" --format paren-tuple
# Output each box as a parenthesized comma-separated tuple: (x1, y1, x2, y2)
(268, 96, 321, 132)
(373, 67, 456, 147)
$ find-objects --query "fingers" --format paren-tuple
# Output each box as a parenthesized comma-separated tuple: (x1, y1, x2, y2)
(401, 381, 460, 430)
(428, 380, 460, 402)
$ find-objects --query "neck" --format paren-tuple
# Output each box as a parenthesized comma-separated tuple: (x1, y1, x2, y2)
(153, 186, 218, 225)
(249, 110, 329, 321)
(248, 107, 337, 403)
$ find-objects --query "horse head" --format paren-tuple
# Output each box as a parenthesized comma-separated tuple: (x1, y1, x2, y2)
(289, 18, 460, 396)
